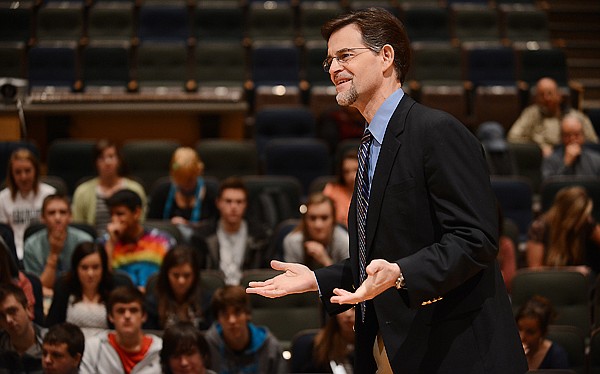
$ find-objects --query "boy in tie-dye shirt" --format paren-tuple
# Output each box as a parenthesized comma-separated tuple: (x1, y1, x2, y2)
(102, 189, 175, 289)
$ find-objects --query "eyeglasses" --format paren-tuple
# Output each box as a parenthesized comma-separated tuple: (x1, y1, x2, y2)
(322, 47, 373, 73)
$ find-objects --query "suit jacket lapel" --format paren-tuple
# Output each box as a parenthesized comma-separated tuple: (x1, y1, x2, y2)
(365, 95, 416, 256)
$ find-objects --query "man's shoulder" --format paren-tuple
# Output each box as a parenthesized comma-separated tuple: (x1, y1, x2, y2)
(66, 226, 94, 241)
(25, 228, 48, 245)
(141, 227, 175, 247)
(33, 324, 46, 343)
(402, 99, 464, 130)
(246, 219, 272, 238)
(194, 219, 219, 237)
(0, 329, 13, 350)
(144, 333, 163, 352)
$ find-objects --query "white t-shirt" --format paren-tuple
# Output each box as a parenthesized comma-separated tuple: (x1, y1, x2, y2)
(0, 183, 56, 259)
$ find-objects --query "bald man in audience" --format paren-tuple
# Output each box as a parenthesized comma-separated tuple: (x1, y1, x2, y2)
(542, 113, 600, 179)
(508, 77, 597, 157)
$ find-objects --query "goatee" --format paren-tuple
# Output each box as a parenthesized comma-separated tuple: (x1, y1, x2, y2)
(336, 84, 358, 106)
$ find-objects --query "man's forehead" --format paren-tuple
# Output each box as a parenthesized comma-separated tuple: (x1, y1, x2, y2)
(327, 24, 363, 53)
(113, 301, 141, 310)
(221, 189, 246, 199)
(43, 342, 69, 352)
(0, 294, 24, 310)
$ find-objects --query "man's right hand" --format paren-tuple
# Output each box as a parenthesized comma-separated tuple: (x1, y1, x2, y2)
(246, 260, 318, 298)
(107, 221, 122, 243)
(48, 227, 67, 255)
(564, 143, 582, 166)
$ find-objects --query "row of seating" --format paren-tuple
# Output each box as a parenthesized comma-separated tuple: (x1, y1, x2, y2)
(0, 41, 571, 123)
(0, 130, 335, 193)
(4, 136, 599, 244)
(0, 1, 548, 47)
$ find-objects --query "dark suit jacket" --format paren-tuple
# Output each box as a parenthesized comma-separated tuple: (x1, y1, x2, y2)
(315, 96, 527, 373)
(191, 218, 273, 270)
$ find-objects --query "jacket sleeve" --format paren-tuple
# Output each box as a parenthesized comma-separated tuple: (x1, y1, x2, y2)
(315, 259, 355, 316)
(45, 277, 69, 327)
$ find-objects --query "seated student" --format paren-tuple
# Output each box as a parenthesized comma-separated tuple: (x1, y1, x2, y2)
(102, 189, 176, 289)
(292, 307, 355, 373)
(526, 186, 600, 278)
(80, 286, 163, 374)
(0, 148, 56, 262)
(160, 321, 216, 374)
(204, 286, 286, 374)
(42, 322, 85, 374)
(1, 238, 43, 326)
(147, 147, 216, 225)
(192, 177, 272, 285)
(283, 192, 349, 270)
(516, 295, 569, 370)
(0, 283, 46, 373)
(71, 139, 147, 236)
(322, 150, 358, 227)
(23, 194, 94, 296)
(46, 242, 132, 337)
(144, 245, 212, 331)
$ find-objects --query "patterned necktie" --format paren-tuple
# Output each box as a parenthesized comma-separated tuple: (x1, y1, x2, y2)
(357, 129, 372, 322)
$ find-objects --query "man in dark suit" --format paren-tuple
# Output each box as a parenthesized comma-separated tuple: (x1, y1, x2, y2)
(247, 7, 527, 373)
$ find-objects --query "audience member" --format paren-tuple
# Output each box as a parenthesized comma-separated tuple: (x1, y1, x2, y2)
(508, 77, 597, 157)
(283, 192, 349, 270)
(0, 283, 46, 373)
(516, 295, 569, 370)
(1, 239, 43, 326)
(526, 186, 600, 277)
(204, 286, 286, 374)
(192, 177, 272, 285)
(542, 113, 600, 179)
(293, 307, 355, 373)
(23, 194, 94, 296)
(71, 139, 147, 236)
(144, 245, 212, 331)
(42, 322, 85, 374)
(322, 149, 358, 227)
(160, 321, 216, 374)
(80, 286, 163, 374)
(46, 242, 132, 337)
(147, 147, 216, 226)
(102, 189, 175, 289)
(0, 148, 55, 261)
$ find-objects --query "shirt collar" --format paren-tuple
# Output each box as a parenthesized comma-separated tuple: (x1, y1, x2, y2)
(367, 88, 404, 144)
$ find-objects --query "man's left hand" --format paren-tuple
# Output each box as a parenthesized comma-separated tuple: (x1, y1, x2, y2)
(331, 259, 401, 305)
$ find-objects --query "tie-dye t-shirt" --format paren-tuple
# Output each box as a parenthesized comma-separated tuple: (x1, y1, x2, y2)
(105, 228, 175, 288)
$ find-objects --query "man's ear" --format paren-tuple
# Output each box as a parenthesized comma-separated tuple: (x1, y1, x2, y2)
(74, 353, 82, 366)
(133, 207, 142, 220)
(380, 44, 395, 72)
(27, 303, 34, 321)
(108, 312, 115, 324)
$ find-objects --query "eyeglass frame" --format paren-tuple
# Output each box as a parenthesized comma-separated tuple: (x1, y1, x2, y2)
(322, 47, 375, 73)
